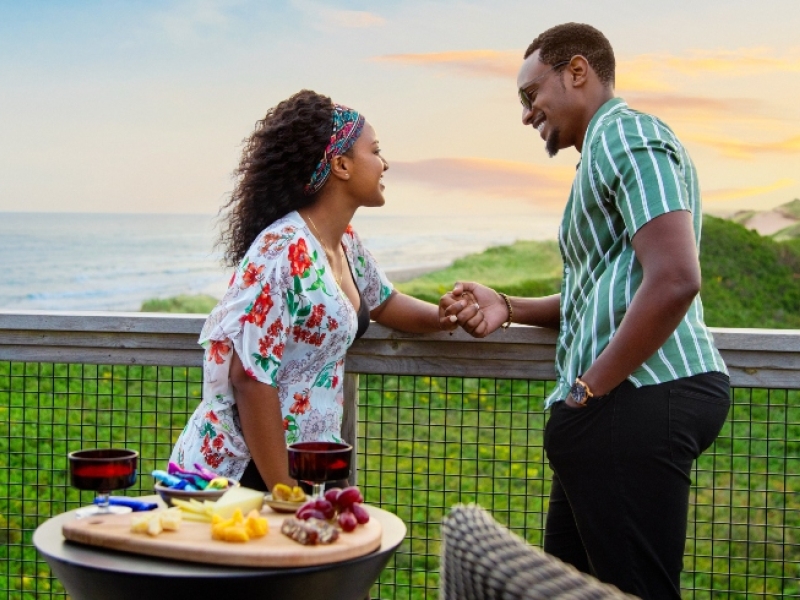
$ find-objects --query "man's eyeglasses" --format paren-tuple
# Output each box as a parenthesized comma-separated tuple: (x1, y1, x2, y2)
(518, 60, 569, 110)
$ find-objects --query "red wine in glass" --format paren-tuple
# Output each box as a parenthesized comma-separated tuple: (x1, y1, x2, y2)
(287, 442, 351, 499)
(68, 449, 138, 517)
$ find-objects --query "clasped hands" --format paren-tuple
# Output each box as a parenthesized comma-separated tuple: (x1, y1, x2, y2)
(437, 282, 508, 338)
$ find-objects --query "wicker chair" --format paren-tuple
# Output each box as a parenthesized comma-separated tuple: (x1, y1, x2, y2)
(439, 504, 636, 600)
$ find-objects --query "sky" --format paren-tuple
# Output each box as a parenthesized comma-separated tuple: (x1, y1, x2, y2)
(1, 0, 799, 227)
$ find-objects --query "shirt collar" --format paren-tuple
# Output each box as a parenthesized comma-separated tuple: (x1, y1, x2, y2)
(582, 97, 628, 154)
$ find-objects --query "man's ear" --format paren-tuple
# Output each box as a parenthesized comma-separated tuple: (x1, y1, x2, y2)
(567, 55, 590, 87)
(329, 155, 351, 182)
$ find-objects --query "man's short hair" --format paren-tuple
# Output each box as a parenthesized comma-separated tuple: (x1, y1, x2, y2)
(524, 23, 615, 87)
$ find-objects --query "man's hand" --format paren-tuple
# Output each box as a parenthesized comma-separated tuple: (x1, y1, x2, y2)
(441, 282, 508, 338)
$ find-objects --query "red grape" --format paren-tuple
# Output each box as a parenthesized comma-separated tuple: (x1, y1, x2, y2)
(324, 487, 342, 505)
(350, 502, 370, 524)
(313, 498, 335, 520)
(338, 510, 358, 532)
(336, 486, 363, 510)
(296, 502, 327, 521)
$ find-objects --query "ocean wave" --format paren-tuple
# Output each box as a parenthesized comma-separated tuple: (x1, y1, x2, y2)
(1, 211, 560, 311)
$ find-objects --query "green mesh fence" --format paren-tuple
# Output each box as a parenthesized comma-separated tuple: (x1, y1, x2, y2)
(1, 363, 798, 599)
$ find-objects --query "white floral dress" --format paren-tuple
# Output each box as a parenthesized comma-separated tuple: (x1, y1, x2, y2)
(170, 211, 393, 481)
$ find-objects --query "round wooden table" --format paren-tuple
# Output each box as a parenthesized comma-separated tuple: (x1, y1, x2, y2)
(34, 500, 406, 600)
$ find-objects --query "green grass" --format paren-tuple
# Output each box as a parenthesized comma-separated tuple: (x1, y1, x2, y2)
(140, 294, 218, 314)
(396, 240, 563, 304)
(2, 363, 798, 599)
(700, 216, 800, 328)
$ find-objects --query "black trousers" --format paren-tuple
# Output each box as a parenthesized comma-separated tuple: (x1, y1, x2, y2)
(543, 371, 730, 600)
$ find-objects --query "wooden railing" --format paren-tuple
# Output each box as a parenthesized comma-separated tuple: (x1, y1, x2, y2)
(3, 310, 799, 382)
(1, 310, 798, 599)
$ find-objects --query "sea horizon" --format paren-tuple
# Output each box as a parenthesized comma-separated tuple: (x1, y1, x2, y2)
(0, 210, 561, 312)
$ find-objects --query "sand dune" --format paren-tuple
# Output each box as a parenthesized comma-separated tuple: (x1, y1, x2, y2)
(745, 211, 798, 236)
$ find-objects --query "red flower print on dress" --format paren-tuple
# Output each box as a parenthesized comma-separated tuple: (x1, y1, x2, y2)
(245, 284, 274, 327)
(204, 410, 220, 424)
(273, 343, 285, 359)
(258, 335, 274, 357)
(267, 318, 284, 337)
(245, 367, 257, 379)
(331, 375, 339, 388)
(200, 434, 224, 469)
(308, 332, 326, 347)
(242, 263, 265, 288)
(288, 238, 312, 276)
(208, 340, 231, 364)
(292, 325, 310, 343)
(290, 390, 311, 415)
(283, 417, 289, 431)
(228, 272, 236, 287)
(307, 304, 326, 329)
(327, 317, 338, 331)
(259, 232, 281, 254)
(345, 224, 354, 237)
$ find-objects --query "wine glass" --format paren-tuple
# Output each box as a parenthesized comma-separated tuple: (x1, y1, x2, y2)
(68, 448, 138, 518)
(287, 442, 352, 499)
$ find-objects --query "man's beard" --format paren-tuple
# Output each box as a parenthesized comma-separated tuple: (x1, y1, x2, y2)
(546, 127, 561, 157)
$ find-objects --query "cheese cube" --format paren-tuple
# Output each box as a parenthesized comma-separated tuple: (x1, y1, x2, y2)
(130, 514, 152, 534)
(212, 487, 265, 519)
(161, 508, 183, 531)
(147, 515, 163, 537)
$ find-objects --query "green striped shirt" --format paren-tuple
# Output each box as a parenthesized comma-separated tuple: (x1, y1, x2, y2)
(546, 98, 727, 409)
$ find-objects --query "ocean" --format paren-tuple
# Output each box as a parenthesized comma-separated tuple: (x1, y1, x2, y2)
(0, 211, 559, 312)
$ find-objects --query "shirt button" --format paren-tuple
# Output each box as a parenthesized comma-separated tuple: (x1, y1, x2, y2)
(565, 267, 571, 274)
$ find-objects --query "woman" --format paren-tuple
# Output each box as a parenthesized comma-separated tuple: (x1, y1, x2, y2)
(170, 90, 453, 491)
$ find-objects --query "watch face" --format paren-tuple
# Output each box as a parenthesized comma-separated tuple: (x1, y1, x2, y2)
(570, 382, 588, 405)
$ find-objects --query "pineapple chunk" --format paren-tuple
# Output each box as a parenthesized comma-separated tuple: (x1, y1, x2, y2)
(272, 483, 292, 501)
(288, 486, 306, 502)
(221, 525, 250, 543)
(245, 509, 269, 538)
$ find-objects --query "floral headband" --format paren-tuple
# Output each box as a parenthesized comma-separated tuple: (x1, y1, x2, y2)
(304, 104, 365, 196)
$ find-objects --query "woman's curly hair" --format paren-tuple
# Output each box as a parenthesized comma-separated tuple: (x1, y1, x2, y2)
(217, 89, 334, 266)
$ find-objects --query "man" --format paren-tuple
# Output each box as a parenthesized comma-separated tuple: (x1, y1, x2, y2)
(441, 23, 730, 600)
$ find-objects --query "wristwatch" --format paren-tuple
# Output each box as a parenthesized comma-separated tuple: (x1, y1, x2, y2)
(569, 376, 594, 407)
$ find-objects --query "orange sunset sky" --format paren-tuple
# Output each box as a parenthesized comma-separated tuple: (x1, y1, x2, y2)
(1, 1, 798, 231)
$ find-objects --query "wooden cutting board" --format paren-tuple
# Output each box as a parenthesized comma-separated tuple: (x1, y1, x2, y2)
(62, 506, 383, 568)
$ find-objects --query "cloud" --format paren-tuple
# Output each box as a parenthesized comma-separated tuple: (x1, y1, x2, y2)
(704, 178, 795, 202)
(625, 94, 763, 116)
(626, 48, 800, 77)
(374, 50, 519, 78)
(373, 47, 800, 94)
(687, 134, 800, 159)
(291, 0, 385, 29)
(389, 157, 574, 207)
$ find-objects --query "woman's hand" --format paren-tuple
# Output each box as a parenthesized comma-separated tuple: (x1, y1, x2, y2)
(441, 282, 508, 338)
